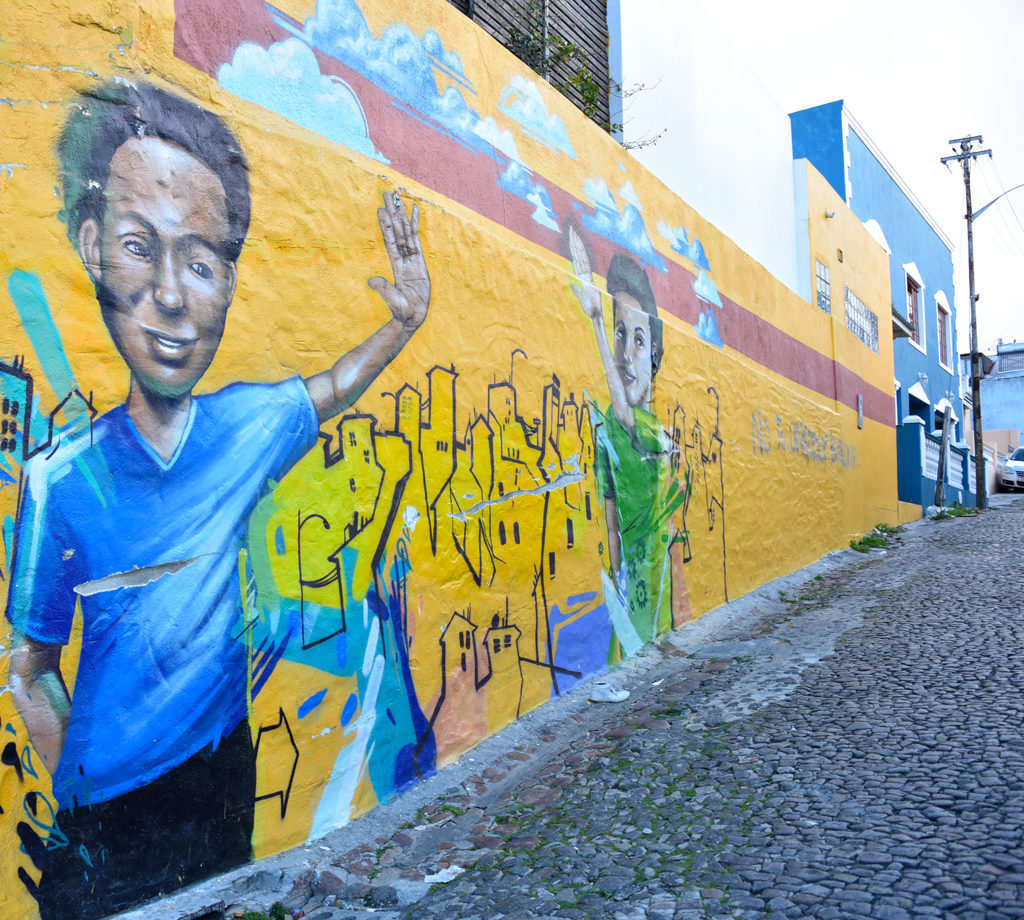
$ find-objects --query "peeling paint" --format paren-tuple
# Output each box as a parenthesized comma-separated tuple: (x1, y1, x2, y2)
(74, 558, 200, 596)
(0, 61, 100, 76)
(448, 469, 586, 522)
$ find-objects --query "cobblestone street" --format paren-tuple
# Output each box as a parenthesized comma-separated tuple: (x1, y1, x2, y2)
(380, 500, 1024, 919)
(130, 498, 1024, 920)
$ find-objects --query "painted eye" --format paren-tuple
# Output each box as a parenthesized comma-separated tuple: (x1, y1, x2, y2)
(124, 238, 150, 258)
(189, 261, 213, 280)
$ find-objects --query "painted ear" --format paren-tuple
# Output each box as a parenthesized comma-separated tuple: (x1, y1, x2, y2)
(224, 259, 238, 308)
(650, 315, 663, 375)
(78, 219, 102, 283)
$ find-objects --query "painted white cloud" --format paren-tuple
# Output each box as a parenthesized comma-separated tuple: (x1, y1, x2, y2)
(583, 178, 618, 212)
(421, 29, 465, 78)
(657, 221, 710, 271)
(254, 0, 573, 225)
(619, 180, 643, 212)
(497, 75, 576, 158)
(498, 160, 560, 231)
(695, 310, 723, 348)
(218, 38, 387, 162)
(525, 190, 560, 231)
(264, 0, 516, 158)
(579, 178, 665, 272)
(694, 269, 723, 307)
(304, 1, 464, 122)
(498, 160, 534, 196)
(472, 116, 522, 162)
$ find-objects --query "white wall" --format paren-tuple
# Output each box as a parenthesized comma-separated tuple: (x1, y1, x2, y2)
(611, 0, 802, 294)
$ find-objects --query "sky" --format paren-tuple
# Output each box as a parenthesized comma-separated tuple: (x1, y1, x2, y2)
(697, 0, 1024, 356)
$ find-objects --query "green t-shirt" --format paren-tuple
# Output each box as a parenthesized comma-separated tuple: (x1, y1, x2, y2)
(595, 405, 675, 644)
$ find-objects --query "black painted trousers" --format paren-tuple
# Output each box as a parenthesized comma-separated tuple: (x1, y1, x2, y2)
(22, 721, 255, 920)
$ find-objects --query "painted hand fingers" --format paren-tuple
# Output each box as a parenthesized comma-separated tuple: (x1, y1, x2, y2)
(375, 190, 430, 328)
(382, 190, 421, 262)
(378, 195, 400, 261)
(569, 225, 591, 280)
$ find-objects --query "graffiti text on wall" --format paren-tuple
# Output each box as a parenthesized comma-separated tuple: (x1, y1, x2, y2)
(751, 408, 858, 469)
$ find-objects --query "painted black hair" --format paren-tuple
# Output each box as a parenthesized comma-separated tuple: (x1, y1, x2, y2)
(58, 79, 250, 262)
(607, 253, 663, 376)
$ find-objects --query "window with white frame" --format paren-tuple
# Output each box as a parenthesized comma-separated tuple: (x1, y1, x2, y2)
(906, 276, 922, 345)
(845, 286, 878, 352)
(815, 260, 831, 314)
(935, 293, 951, 368)
(903, 263, 926, 351)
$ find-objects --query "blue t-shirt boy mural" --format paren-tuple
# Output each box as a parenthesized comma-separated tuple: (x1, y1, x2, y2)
(4, 79, 431, 918)
(10, 379, 318, 807)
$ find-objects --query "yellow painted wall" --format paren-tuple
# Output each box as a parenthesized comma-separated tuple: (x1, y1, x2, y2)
(0, 0, 898, 916)
(802, 162, 899, 539)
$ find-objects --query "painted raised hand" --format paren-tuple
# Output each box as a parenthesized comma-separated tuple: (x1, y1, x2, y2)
(369, 190, 431, 332)
(569, 224, 603, 321)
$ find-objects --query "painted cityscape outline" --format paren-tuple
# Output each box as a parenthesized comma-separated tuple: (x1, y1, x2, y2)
(0, 1, 742, 915)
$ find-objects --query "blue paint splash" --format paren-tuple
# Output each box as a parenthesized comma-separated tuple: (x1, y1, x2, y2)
(298, 688, 328, 719)
(340, 693, 358, 726)
(7, 272, 75, 400)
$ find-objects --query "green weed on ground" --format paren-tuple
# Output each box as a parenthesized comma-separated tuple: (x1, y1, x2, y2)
(933, 501, 981, 520)
(237, 905, 286, 920)
(850, 522, 902, 552)
(777, 570, 849, 616)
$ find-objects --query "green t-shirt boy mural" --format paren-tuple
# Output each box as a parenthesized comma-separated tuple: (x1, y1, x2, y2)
(569, 227, 687, 655)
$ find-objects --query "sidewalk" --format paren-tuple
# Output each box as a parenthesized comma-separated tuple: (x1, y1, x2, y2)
(117, 495, 1024, 920)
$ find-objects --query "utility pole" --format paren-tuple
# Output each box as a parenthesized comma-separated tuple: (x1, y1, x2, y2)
(942, 135, 991, 509)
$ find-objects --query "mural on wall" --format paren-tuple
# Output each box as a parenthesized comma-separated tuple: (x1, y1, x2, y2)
(0, 72, 726, 919)
(0, 0, 896, 916)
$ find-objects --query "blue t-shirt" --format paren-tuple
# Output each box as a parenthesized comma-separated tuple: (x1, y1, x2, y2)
(6, 377, 319, 808)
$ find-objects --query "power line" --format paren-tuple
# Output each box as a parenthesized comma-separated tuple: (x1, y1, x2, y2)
(949, 159, 1024, 345)
(973, 160, 1024, 265)
(988, 158, 1024, 242)
(973, 219, 1024, 274)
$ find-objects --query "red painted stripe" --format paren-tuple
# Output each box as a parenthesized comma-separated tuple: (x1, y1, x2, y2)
(172, 0, 894, 427)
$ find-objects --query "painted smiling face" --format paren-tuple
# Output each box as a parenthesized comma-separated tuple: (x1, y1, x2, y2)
(613, 293, 655, 410)
(78, 136, 237, 400)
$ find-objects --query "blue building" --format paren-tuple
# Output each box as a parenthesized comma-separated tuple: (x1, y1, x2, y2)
(790, 101, 974, 511)
(971, 342, 1024, 444)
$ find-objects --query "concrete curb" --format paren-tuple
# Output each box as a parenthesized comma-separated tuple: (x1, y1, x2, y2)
(109, 504, 1017, 920)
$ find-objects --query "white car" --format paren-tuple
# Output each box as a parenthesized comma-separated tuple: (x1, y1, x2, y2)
(998, 447, 1024, 491)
